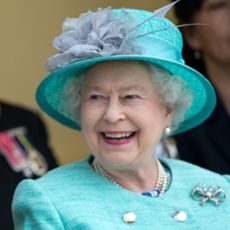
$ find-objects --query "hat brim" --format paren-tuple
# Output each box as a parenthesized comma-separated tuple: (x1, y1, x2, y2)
(36, 55, 216, 135)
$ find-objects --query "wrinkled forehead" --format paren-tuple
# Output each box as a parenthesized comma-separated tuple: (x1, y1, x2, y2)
(83, 60, 154, 91)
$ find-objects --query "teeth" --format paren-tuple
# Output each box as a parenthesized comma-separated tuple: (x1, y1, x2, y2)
(104, 132, 133, 139)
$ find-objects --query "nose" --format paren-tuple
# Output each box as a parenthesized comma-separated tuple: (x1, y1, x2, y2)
(103, 97, 126, 123)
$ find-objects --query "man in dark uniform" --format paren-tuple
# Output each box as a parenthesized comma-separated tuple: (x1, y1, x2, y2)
(0, 100, 58, 230)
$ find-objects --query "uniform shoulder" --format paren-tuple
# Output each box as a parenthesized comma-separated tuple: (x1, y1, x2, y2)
(1, 100, 37, 116)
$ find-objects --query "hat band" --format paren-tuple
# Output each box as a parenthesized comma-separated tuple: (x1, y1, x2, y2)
(135, 35, 184, 64)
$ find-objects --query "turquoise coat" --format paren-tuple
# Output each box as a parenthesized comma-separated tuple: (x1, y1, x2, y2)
(12, 157, 230, 229)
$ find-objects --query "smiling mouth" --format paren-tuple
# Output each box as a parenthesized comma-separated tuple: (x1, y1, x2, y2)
(101, 132, 136, 141)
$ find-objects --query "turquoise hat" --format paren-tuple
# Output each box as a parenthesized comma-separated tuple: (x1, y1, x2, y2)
(36, 5, 216, 135)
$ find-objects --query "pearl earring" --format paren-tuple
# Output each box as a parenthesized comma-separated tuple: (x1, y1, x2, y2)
(194, 50, 201, 60)
(165, 127, 171, 135)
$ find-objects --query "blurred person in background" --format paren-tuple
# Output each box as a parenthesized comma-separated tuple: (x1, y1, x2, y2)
(0, 99, 58, 229)
(170, 0, 230, 174)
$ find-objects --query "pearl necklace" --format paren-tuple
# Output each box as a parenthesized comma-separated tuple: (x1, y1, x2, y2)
(93, 159, 167, 197)
(152, 159, 168, 197)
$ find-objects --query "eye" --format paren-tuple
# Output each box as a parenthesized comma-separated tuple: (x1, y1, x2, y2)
(89, 94, 105, 100)
(124, 95, 141, 100)
(122, 94, 144, 105)
(206, 1, 228, 11)
(84, 94, 107, 106)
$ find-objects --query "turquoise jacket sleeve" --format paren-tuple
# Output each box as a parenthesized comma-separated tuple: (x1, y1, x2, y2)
(223, 175, 230, 183)
(12, 179, 64, 230)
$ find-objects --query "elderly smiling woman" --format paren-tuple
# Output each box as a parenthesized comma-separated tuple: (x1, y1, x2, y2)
(12, 2, 230, 230)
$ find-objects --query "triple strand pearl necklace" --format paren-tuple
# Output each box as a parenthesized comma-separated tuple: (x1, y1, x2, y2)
(93, 159, 167, 198)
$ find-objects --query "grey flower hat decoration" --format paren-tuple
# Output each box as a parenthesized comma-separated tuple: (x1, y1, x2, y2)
(36, 0, 216, 134)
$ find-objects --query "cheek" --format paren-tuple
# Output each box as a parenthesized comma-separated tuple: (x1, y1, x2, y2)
(80, 105, 94, 136)
(80, 107, 99, 150)
(132, 106, 166, 133)
(80, 104, 103, 132)
(80, 105, 88, 129)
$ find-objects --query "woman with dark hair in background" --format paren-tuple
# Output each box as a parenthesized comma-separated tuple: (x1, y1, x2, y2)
(171, 0, 230, 174)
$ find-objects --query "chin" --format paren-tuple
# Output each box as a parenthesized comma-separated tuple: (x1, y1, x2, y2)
(98, 151, 137, 167)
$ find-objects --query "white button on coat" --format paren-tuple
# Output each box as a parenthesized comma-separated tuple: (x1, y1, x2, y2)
(172, 211, 188, 222)
(123, 212, 137, 224)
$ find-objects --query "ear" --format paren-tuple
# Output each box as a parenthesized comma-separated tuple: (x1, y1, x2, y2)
(181, 27, 203, 51)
